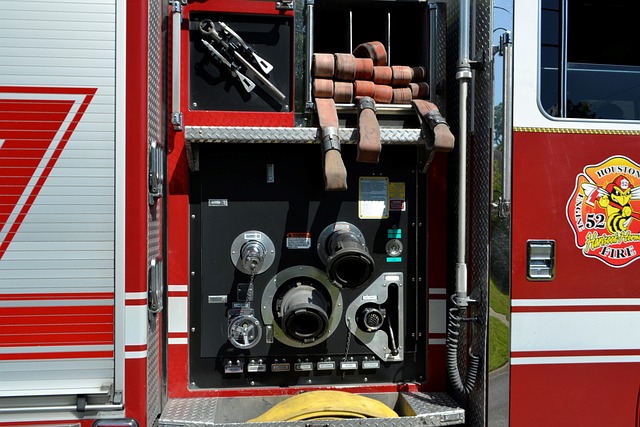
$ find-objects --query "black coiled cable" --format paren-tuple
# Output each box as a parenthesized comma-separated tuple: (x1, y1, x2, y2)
(446, 302, 480, 395)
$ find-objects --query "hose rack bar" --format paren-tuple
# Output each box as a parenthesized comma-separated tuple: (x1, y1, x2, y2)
(184, 126, 423, 170)
(185, 126, 421, 144)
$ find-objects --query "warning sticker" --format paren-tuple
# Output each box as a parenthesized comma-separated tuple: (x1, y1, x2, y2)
(359, 177, 389, 219)
(389, 182, 406, 211)
(286, 232, 312, 249)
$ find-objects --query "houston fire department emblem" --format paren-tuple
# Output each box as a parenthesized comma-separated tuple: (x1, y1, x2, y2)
(567, 156, 640, 267)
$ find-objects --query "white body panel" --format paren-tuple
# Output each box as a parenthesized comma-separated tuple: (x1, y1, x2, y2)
(0, 0, 125, 408)
(512, 0, 640, 132)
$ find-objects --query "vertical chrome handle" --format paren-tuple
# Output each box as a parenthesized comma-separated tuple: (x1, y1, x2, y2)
(171, 1, 185, 130)
(148, 140, 164, 205)
(148, 257, 164, 313)
(305, 1, 314, 109)
(498, 31, 513, 218)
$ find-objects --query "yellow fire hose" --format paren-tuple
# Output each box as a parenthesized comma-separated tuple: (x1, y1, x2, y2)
(248, 390, 399, 422)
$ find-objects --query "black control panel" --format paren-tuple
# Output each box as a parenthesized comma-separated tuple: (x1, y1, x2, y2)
(189, 143, 428, 389)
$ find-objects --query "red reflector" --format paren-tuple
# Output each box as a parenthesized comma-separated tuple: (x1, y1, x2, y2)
(92, 420, 138, 427)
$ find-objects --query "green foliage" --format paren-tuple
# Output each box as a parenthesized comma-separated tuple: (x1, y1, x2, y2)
(493, 102, 504, 150)
(490, 102, 511, 372)
(491, 101, 510, 293)
(490, 215, 510, 293)
(488, 316, 510, 371)
(490, 278, 510, 317)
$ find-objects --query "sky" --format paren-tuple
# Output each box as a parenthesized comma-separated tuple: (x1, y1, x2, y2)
(493, 0, 514, 105)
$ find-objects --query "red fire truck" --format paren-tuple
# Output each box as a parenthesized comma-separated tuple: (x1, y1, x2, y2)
(508, 1, 640, 425)
(0, 0, 638, 426)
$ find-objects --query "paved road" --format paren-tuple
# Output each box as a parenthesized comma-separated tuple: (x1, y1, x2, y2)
(488, 363, 509, 426)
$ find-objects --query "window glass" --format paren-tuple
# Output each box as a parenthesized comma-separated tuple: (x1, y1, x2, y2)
(540, 0, 640, 120)
(567, 63, 640, 120)
(540, 1, 561, 117)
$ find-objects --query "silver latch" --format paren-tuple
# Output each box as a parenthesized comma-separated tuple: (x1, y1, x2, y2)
(250, 0, 293, 10)
(148, 140, 164, 205)
(148, 257, 164, 313)
(527, 240, 555, 281)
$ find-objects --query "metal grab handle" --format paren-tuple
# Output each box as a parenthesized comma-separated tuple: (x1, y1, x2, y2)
(148, 257, 164, 314)
(498, 31, 513, 218)
(171, 1, 185, 130)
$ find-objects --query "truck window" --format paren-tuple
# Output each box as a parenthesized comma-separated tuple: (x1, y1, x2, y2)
(540, 0, 640, 120)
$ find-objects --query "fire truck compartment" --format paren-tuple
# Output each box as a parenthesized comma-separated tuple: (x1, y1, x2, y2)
(189, 12, 293, 113)
(189, 143, 428, 389)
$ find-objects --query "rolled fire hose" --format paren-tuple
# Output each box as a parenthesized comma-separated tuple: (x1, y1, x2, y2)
(356, 96, 381, 163)
(353, 41, 387, 66)
(248, 390, 399, 422)
(372, 66, 393, 85)
(315, 97, 348, 191)
(411, 99, 455, 152)
(312, 43, 446, 180)
(314, 52, 382, 165)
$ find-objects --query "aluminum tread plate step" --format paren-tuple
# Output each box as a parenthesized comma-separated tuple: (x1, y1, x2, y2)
(184, 126, 424, 170)
(159, 392, 464, 427)
(184, 126, 423, 145)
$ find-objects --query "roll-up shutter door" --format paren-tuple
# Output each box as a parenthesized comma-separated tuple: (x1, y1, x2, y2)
(0, 0, 120, 404)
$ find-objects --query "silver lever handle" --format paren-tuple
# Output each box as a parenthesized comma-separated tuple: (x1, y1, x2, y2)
(494, 31, 513, 218)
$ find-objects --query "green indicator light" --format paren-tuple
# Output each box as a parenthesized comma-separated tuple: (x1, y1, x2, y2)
(387, 229, 402, 238)
(386, 257, 402, 263)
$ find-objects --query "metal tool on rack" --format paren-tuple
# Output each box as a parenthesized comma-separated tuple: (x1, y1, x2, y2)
(199, 19, 286, 102)
(201, 39, 255, 93)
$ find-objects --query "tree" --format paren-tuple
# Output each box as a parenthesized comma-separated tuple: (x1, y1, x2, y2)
(490, 102, 510, 294)
(493, 102, 504, 151)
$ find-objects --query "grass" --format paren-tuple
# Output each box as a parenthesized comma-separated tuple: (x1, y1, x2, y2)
(489, 278, 510, 317)
(488, 316, 510, 371)
(488, 278, 510, 371)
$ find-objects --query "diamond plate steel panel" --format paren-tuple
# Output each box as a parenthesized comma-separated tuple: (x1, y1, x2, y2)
(443, 0, 493, 426)
(148, 319, 161, 425)
(147, 0, 164, 424)
(160, 392, 463, 427)
(162, 398, 219, 424)
(430, 2, 448, 114)
(185, 126, 422, 145)
(466, 2, 493, 426)
(398, 392, 465, 425)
